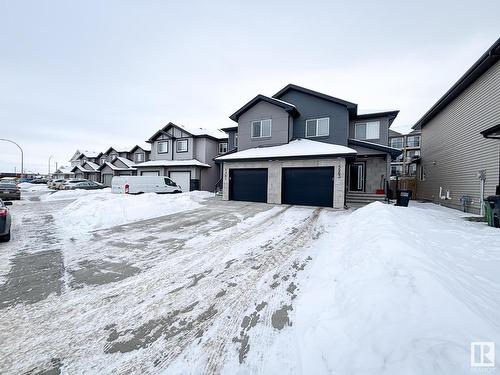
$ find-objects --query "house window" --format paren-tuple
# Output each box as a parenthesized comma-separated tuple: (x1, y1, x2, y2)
(355, 121, 380, 140)
(251, 119, 272, 138)
(218, 142, 228, 154)
(305, 117, 330, 137)
(100, 158, 105, 165)
(176, 139, 188, 153)
(419, 165, 426, 181)
(391, 165, 403, 176)
(135, 153, 144, 162)
(234, 134, 238, 147)
(406, 150, 420, 159)
(406, 135, 420, 147)
(407, 163, 417, 176)
(158, 141, 169, 154)
(390, 137, 403, 148)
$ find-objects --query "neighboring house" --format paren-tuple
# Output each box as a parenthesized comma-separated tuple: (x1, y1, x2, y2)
(388, 128, 421, 176)
(52, 166, 74, 179)
(71, 160, 100, 181)
(98, 156, 137, 186)
(216, 84, 402, 208)
(69, 150, 83, 168)
(75, 151, 100, 166)
(129, 144, 151, 164)
(413, 37, 500, 214)
(134, 122, 228, 191)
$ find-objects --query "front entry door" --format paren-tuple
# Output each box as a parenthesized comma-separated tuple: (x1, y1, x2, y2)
(349, 162, 365, 192)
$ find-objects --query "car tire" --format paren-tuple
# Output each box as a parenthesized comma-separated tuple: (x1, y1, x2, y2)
(173, 190, 181, 194)
(0, 231, 10, 242)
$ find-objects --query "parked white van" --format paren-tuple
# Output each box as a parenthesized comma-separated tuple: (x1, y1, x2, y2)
(111, 176, 182, 194)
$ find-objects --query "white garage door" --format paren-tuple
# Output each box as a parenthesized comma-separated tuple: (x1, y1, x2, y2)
(141, 171, 160, 176)
(103, 174, 113, 187)
(169, 171, 191, 192)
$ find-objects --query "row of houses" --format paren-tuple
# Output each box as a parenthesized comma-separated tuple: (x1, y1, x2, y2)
(54, 124, 229, 192)
(54, 37, 500, 214)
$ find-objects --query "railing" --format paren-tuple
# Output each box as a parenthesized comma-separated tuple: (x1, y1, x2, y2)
(214, 178, 223, 195)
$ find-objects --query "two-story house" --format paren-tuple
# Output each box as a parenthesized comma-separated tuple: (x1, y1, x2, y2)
(70, 150, 100, 181)
(96, 145, 151, 186)
(134, 122, 228, 191)
(216, 84, 401, 208)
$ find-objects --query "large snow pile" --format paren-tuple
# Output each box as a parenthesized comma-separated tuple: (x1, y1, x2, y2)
(18, 182, 50, 192)
(56, 191, 213, 233)
(40, 188, 112, 201)
(260, 202, 500, 374)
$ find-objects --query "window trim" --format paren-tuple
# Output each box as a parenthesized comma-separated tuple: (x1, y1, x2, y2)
(218, 142, 228, 154)
(135, 153, 145, 162)
(234, 133, 238, 147)
(176, 139, 189, 153)
(251, 119, 272, 139)
(355, 121, 380, 140)
(305, 117, 330, 138)
(157, 140, 169, 154)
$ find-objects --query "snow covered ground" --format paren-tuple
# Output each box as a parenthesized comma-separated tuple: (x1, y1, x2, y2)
(0, 196, 499, 375)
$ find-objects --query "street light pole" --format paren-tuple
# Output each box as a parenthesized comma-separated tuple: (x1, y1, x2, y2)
(0, 138, 24, 178)
(48, 155, 54, 176)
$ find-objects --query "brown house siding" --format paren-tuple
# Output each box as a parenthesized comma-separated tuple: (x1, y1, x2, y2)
(418, 60, 500, 213)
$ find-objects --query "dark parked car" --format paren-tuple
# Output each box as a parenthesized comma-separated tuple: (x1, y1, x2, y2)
(30, 179, 48, 184)
(0, 183, 21, 201)
(62, 181, 106, 190)
(0, 199, 12, 242)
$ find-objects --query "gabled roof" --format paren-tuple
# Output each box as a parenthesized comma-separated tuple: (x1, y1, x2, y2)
(414, 37, 500, 129)
(229, 94, 300, 122)
(272, 84, 357, 115)
(85, 161, 100, 171)
(215, 139, 356, 161)
(129, 144, 151, 153)
(77, 150, 100, 159)
(220, 126, 238, 132)
(147, 122, 228, 143)
(54, 166, 74, 174)
(355, 110, 400, 126)
(348, 139, 402, 159)
(115, 156, 135, 168)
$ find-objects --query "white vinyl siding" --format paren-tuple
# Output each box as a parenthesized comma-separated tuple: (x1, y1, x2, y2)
(355, 121, 380, 140)
(158, 141, 169, 153)
(251, 119, 272, 138)
(305, 117, 329, 137)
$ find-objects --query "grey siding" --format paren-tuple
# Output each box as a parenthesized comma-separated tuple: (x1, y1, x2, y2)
(226, 130, 237, 150)
(151, 127, 193, 161)
(418, 60, 500, 213)
(237, 101, 290, 151)
(349, 116, 390, 146)
(277, 90, 349, 146)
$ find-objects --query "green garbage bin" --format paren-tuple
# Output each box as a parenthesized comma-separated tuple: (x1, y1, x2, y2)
(484, 196, 500, 228)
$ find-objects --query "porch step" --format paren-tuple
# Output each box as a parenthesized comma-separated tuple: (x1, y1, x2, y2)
(346, 192, 386, 205)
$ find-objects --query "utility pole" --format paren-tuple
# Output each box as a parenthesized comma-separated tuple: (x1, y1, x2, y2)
(0, 138, 23, 178)
(48, 155, 54, 176)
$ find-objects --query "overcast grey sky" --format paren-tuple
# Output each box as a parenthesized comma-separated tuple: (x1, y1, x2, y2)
(0, 0, 499, 174)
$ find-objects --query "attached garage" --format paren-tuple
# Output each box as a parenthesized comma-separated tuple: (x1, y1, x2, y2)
(229, 168, 268, 203)
(169, 171, 191, 192)
(282, 167, 334, 207)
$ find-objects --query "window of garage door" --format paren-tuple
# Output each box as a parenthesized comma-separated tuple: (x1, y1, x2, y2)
(282, 167, 334, 207)
(229, 168, 268, 203)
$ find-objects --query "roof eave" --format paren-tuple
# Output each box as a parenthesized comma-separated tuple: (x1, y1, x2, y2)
(413, 37, 500, 129)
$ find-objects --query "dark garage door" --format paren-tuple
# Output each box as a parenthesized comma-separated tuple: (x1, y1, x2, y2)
(229, 168, 268, 203)
(282, 167, 334, 207)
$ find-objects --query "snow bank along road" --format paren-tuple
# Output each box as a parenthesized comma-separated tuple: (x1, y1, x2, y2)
(0, 188, 499, 374)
